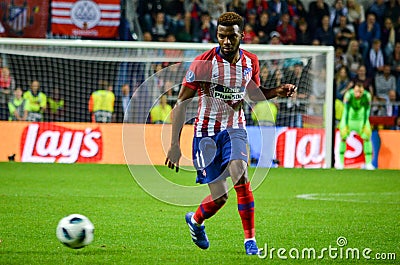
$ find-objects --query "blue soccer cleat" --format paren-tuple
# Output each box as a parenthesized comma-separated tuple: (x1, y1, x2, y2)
(185, 212, 209, 249)
(244, 240, 260, 255)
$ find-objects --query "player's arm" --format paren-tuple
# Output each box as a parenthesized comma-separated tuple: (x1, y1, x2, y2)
(165, 85, 196, 172)
(339, 92, 351, 139)
(247, 84, 297, 101)
(363, 93, 372, 126)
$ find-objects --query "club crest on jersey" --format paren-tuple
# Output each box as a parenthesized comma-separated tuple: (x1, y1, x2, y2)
(243, 67, 252, 82)
(186, 70, 195, 83)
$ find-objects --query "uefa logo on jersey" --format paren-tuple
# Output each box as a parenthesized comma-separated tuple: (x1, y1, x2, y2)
(185, 70, 195, 83)
(71, 0, 101, 30)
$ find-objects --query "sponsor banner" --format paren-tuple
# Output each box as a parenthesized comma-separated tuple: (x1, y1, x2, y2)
(20, 123, 102, 163)
(255, 128, 375, 169)
(0, 122, 193, 165)
(51, 0, 121, 38)
(275, 128, 326, 168)
(0, 122, 399, 168)
(0, 0, 49, 38)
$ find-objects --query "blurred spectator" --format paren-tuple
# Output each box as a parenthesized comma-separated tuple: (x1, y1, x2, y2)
(346, 64, 374, 96)
(367, 38, 384, 76)
(345, 39, 364, 78)
(308, 0, 330, 33)
(384, 0, 400, 28)
(388, 42, 400, 80)
(246, 0, 268, 19)
(151, 12, 173, 41)
(259, 65, 271, 87)
(0, 66, 16, 120)
(184, 0, 206, 42)
(334, 46, 347, 72)
(143, 31, 153, 41)
(251, 100, 278, 126)
(115, 83, 131, 123)
(269, 31, 281, 45)
(366, 0, 386, 27)
(226, 0, 246, 18)
(374, 65, 397, 102)
(312, 39, 321, 45)
(243, 23, 258, 44)
(164, 0, 186, 36)
(88, 80, 115, 123)
(287, 0, 307, 26)
(295, 18, 312, 45)
(285, 61, 311, 118)
(358, 13, 381, 63)
(314, 15, 335, 46)
(334, 15, 355, 52)
(121, 83, 131, 116)
(150, 94, 172, 124)
(23, 80, 47, 122)
(381, 17, 396, 62)
(199, 12, 217, 43)
(346, 0, 364, 36)
(205, 0, 226, 25)
(245, 8, 258, 29)
(268, 0, 289, 27)
(137, 0, 167, 33)
(329, 0, 348, 28)
(8, 87, 27, 121)
(164, 34, 184, 57)
(270, 68, 284, 87)
(286, 61, 310, 100)
(335, 66, 351, 100)
(309, 67, 327, 114)
(386, 89, 399, 117)
(255, 11, 275, 44)
(46, 88, 65, 122)
(276, 13, 296, 45)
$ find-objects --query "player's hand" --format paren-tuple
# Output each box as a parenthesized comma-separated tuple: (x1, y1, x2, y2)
(276, 84, 297, 98)
(361, 125, 371, 140)
(165, 144, 182, 172)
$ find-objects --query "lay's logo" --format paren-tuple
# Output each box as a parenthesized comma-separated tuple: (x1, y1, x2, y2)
(20, 123, 102, 163)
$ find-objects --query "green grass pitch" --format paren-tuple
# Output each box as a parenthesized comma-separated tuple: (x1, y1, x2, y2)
(0, 162, 399, 264)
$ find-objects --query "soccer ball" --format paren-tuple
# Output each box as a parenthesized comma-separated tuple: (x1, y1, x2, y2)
(56, 214, 94, 249)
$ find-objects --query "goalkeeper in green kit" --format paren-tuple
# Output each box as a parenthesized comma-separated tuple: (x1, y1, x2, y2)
(338, 82, 375, 170)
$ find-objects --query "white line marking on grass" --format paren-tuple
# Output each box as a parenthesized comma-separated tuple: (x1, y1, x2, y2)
(296, 192, 400, 204)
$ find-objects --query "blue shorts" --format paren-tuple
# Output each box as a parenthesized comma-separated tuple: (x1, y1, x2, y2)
(192, 128, 248, 184)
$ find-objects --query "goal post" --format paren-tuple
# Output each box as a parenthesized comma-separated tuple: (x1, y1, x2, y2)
(0, 38, 335, 168)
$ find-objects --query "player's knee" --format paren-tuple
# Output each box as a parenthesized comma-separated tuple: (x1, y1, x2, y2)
(228, 160, 247, 182)
(214, 194, 228, 206)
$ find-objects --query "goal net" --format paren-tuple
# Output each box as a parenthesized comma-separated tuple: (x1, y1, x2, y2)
(0, 38, 334, 168)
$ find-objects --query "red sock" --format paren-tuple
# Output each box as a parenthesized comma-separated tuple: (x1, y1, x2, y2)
(193, 195, 225, 224)
(234, 182, 255, 239)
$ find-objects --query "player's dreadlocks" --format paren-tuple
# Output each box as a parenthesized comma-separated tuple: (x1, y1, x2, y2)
(217, 12, 244, 32)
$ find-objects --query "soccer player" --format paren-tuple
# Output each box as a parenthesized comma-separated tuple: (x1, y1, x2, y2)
(338, 82, 374, 170)
(165, 12, 296, 255)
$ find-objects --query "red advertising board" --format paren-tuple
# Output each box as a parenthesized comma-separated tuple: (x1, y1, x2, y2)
(1, 122, 399, 168)
(51, 0, 121, 38)
(276, 128, 366, 168)
(0, 0, 49, 38)
(20, 123, 102, 163)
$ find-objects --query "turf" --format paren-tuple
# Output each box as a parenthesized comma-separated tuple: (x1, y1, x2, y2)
(0, 162, 399, 264)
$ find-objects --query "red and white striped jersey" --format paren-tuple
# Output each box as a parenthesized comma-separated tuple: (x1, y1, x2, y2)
(182, 47, 260, 137)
